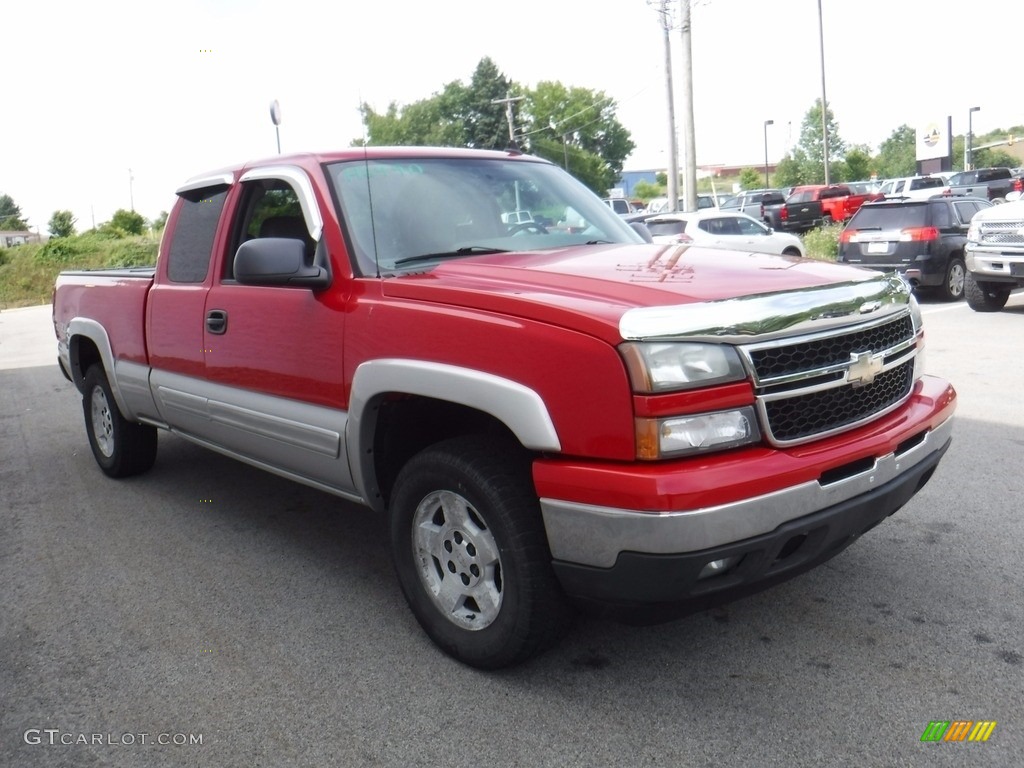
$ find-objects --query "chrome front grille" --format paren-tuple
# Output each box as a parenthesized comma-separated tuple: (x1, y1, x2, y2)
(742, 312, 918, 446)
(978, 220, 1024, 246)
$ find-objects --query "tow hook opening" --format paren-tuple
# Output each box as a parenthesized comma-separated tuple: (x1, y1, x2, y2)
(773, 533, 808, 565)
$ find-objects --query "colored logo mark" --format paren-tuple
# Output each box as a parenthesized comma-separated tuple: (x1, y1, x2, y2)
(921, 720, 996, 742)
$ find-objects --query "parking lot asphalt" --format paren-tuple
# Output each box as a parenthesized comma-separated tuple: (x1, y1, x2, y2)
(2, 297, 1022, 767)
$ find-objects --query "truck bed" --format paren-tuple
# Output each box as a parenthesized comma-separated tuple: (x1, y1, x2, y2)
(53, 268, 156, 380)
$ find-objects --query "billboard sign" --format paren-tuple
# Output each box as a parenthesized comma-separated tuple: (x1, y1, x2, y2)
(916, 119, 950, 161)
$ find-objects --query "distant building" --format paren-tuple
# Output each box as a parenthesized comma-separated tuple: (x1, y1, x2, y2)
(0, 230, 42, 248)
(616, 169, 661, 197)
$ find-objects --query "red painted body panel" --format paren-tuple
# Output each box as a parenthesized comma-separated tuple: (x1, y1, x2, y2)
(632, 382, 755, 418)
(532, 376, 955, 512)
(343, 280, 636, 459)
(379, 244, 877, 344)
(204, 283, 348, 408)
(52, 272, 152, 365)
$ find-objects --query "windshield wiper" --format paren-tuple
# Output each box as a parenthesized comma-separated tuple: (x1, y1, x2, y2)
(394, 246, 509, 267)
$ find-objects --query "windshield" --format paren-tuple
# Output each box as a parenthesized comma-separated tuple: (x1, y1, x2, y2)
(326, 156, 643, 275)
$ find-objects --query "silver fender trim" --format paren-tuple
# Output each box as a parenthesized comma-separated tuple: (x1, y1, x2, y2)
(348, 359, 560, 510)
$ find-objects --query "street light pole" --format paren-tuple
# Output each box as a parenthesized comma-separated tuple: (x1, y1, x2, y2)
(967, 106, 981, 171)
(763, 120, 774, 188)
(817, 0, 830, 185)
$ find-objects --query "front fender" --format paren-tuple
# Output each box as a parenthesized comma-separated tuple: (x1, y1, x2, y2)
(346, 359, 560, 511)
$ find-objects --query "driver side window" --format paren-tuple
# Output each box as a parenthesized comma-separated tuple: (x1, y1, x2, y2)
(735, 217, 766, 235)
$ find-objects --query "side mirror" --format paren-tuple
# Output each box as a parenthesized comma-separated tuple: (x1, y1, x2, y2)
(234, 238, 330, 289)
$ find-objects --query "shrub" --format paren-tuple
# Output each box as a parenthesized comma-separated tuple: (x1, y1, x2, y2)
(802, 222, 843, 261)
(37, 236, 85, 264)
(107, 238, 158, 267)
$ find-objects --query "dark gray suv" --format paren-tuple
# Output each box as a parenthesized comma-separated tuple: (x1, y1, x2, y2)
(837, 196, 991, 300)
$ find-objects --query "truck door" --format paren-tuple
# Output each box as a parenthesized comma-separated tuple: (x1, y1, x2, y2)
(199, 167, 355, 495)
(147, 177, 231, 425)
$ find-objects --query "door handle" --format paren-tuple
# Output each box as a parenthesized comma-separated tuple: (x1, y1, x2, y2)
(206, 309, 228, 335)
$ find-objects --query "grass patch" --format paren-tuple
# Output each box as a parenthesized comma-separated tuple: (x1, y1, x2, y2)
(0, 232, 159, 309)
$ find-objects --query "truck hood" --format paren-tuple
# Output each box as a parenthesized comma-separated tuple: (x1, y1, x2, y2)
(382, 243, 910, 344)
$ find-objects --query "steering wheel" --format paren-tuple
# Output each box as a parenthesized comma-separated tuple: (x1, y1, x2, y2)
(507, 221, 549, 236)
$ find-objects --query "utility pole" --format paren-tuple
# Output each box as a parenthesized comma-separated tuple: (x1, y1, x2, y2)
(492, 93, 525, 149)
(679, 0, 697, 211)
(817, 0, 830, 185)
(656, 0, 679, 212)
(129, 168, 135, 211)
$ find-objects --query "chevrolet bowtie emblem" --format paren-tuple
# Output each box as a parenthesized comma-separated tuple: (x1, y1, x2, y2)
(847, 351, 883, 387)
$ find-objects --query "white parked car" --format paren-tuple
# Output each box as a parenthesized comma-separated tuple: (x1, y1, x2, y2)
(643, 210, 806, 257)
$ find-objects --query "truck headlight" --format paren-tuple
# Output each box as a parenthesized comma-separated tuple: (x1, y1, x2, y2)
(635, 407, 761, 459)
(620, 342, 746, 393)
(967, 222, 980, 243)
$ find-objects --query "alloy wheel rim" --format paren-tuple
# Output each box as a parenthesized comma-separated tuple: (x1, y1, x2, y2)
(91, 387, 115, 458)
(412, 490, 503, 630)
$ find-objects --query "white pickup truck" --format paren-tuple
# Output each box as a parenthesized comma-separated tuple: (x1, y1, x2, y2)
(965, 198, 1024, 311)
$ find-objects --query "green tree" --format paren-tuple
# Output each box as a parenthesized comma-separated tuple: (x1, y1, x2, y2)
(109, 209, 146, 235)
(462, 57, 513, 149)
(521, 80, 634, 193)
(0, 193, 29, 230)
(150, 211, 169, 231)
(974, 148, 1019, 169)
(353, 58, 634, 195)
(842, 145, 873, 181)
(739, 167, 762, 189)
(632, 180, 663, 201)
(48, 210, 76, 238)
(874, 125, 916, 178)
(794, 99, 847, 183)
(357, 94, 466, 147)
(774, 151, 808, 187)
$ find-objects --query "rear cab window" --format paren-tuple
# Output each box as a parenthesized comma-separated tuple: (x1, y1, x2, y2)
(167, 187, 229, 283)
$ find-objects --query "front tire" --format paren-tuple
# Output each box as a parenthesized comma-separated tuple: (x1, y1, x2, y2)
(389, 436, 570, 669)
(964, 272, 1011, 312)
(83, 365, 158, 478)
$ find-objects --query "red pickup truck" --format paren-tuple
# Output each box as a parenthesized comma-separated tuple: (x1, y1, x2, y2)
(788, 184, 879, 225)
(53, 147, 956, 668)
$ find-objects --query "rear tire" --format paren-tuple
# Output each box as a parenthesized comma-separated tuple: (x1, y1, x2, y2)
(939, 256, 966, 301)
(964, 272, 1011, 312)
(389, 436, 570, 669)
(83, 365, 158, 478)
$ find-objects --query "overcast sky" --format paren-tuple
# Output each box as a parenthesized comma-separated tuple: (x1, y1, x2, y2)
(3, 0, 1021, 234)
